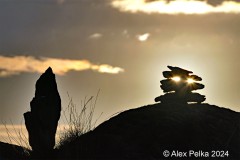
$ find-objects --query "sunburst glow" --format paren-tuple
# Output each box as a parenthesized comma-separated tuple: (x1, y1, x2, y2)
(187, 78, 195, 84)
(111, 0, 240, 14)
(171, 76, 181, 82)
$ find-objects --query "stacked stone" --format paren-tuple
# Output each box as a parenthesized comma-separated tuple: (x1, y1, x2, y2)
(155, 66, 206, 104)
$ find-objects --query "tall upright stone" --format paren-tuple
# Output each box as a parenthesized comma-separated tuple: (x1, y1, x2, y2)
(24, 67, 61, 156)
(155, 66, 206, 104)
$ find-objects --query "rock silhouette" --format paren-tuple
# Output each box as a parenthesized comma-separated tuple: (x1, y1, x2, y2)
(155, 66, 206, 104)
(57, 103, 240, 159)
(24, 67, 61, 156)
(0, 142, 29, 160)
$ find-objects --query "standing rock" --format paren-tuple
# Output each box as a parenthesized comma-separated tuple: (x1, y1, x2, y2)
(24, 67, 61, 156)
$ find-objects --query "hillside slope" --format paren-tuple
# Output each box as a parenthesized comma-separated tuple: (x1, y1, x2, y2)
(58, 103, 240, 159)
(0, 141, 29, 160)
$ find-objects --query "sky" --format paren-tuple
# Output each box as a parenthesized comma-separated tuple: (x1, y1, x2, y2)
(1, 0, 240, 144)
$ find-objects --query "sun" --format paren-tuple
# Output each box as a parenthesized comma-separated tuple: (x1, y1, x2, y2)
(187, 78, 195, 84)
(171, 77, 195, 83)
(171, 76, 181, 82)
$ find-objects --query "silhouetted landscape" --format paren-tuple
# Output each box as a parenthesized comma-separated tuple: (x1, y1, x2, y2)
(56, 103, 239, 159)
(0, 66, 239, 160)
(2, 0, 240, 159)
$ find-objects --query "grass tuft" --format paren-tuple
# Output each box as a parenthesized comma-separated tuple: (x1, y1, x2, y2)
(56, 90, 102, 148)
(1, 120, 31, 157)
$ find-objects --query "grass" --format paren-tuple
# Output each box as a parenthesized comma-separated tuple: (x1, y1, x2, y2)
(1, 120, 31, 157)
(1, 91, 101, 158)
(56, 90, 102, 148)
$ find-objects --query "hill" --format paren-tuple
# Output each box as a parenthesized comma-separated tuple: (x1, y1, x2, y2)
(0, 141, 29, 160)
(57, 103, 240, 159)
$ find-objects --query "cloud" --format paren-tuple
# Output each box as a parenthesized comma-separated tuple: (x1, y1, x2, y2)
(111, 0, 240, 14)
(137, 33, 150, 42)
(0, 55, 124, 77)
(89, 33, 103, 39)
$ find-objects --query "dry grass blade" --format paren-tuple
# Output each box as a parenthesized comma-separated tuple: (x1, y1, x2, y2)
(56, 90, 101, 148)
(1, 120, 31, 156)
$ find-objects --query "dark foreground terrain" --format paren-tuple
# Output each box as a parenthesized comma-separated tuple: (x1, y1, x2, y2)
(0, 141, 29, 160)
(58, 103, 240, 159)
(1, 103, 239, 159)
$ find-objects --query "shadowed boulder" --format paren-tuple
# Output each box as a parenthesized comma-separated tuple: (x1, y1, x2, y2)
(24, 67, 61, 156)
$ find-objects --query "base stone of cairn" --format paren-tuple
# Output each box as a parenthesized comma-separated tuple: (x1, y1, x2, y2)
(155, 66, 206, 104)
(24, 67, 61, 156)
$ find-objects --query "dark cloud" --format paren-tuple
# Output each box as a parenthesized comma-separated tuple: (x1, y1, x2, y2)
(206, 0, 240, 6)
(146, 0, 240, 6)
(1, 0, 240, 60)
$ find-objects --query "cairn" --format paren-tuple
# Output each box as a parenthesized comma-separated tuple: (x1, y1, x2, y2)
(155, 66, 205, 104)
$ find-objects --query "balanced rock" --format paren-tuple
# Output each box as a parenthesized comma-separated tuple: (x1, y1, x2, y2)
(24, 67, 61, 155)
(155, 66, 206, 104)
